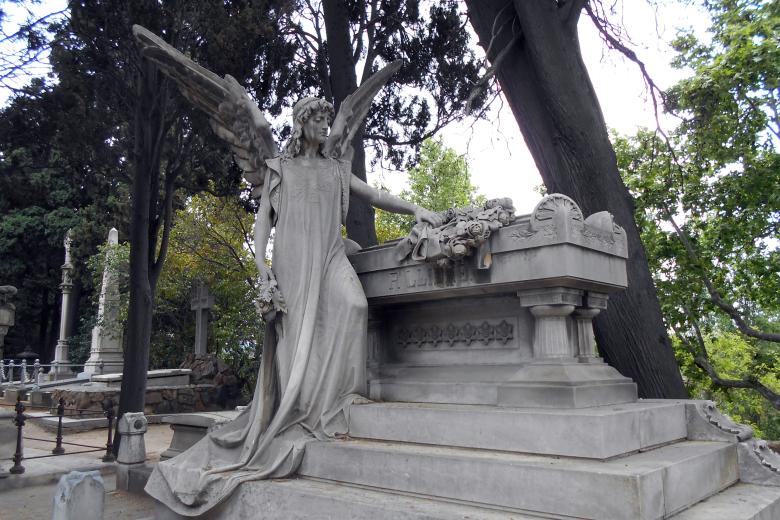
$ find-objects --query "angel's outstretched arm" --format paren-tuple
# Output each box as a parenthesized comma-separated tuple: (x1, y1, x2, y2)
(350, 175, 444, 227)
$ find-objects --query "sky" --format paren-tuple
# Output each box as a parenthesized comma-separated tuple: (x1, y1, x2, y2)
(392, 0, 711, 215)
(1, 1, 711, 216)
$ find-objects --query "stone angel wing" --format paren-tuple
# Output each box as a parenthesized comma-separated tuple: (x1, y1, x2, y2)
(322, 60, 402, 162)
(132, 25, 278, 197)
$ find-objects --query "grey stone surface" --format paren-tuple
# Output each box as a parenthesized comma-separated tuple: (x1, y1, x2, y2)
(299, 439, 737, 520)
(152, 477, 544, 520)
(91, 368, 191, 388)
(0, 409, 15, 473)
(684, 399, 754, 442)
(671, 483, 780, 519)
(117, 462, 153, 494)
(30, 389, 53, 407)
(497, 361, 638, 408)
(117, 412, 148, 465)
(82, 228, 125, 377)
(51, 470, 105, 520)
(738, 439, 780, 486)
(160, 411, 239, 460)
(2, 386, 25, 404)
(349, 400, 687, 459)
(52, 231, 74, 378)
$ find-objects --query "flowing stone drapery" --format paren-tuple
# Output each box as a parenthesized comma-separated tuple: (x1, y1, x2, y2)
(145, 158, 368, 516)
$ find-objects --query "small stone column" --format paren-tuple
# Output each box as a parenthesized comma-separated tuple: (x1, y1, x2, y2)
(367, 308, 382, 400)
(53, 231, 74, 378)
(51, 470, 105, 520)
(518, 288, 582, 360)
(116, 412, 148, 492)
(498, 287, 636, 408)
(573, 292, 608, 362)
(190, 282, 214, 357)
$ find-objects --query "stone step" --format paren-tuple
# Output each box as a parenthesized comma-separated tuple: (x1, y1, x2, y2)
(369, 379, 502, 405)
(158, 477, 547, 519)
(349, 400, 687, 459)
(671, 483, 780, 519)
(299, 439, 738, 520)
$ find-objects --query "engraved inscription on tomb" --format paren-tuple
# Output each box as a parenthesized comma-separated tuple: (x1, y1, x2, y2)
(387, 264, 475, 292)
(395, 319, 514, 350)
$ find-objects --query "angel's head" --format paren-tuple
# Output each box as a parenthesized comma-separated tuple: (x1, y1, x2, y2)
(282, 97, 335, 158)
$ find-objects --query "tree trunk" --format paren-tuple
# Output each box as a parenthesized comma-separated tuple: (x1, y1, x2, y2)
(117, 61, 165, 437)
(466, 0, 686, 398)
(322, 0, 378, 247)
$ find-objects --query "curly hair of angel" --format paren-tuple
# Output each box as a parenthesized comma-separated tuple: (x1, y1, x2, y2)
(282, 97, 335, 158)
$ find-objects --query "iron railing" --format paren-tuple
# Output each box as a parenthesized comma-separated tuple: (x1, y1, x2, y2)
(8, 395, 115, 475)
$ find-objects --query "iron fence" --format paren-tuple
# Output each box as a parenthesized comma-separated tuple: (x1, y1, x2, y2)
(7, 395, 115, 475)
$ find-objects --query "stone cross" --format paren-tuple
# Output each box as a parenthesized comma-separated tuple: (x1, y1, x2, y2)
(53, 230, 74, 378)
(190, 281, 214, 357)
(81, 228, 124, 377)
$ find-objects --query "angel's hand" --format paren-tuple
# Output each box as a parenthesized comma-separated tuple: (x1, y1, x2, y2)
(257, 264, 286, 318)
(414, 208, 444, 228)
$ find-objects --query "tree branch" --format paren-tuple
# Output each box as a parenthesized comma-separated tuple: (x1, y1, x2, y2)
(673, 309, 780, 409)
(664, 211, 780, 343)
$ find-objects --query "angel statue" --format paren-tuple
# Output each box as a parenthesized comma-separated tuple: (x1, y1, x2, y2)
(132, 26, 443, 516)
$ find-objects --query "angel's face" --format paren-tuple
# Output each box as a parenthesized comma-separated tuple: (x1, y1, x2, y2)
(302, 110, 331, 147)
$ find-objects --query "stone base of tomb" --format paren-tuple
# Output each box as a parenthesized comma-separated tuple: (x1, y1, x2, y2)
(151, 195, 780, 519)
(153, 398, 780, 520)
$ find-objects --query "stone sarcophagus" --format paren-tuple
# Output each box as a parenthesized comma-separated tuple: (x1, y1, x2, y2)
(349, 194, 637, 408)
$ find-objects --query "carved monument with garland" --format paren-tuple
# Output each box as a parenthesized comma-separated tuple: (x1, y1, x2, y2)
(154, 193, 780, 520)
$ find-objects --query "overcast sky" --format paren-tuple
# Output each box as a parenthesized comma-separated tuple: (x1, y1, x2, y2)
(2, 1, 710, 215)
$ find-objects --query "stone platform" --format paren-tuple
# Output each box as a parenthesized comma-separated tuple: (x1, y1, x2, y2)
(151, 196, 780, 519)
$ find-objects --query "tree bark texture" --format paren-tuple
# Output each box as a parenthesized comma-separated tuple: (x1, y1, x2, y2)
(322, 0, 378, 247)
(118, 60, 165, 431)
(466, 0, 686, 398)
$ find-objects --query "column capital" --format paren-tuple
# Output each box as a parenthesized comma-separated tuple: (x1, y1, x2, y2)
(517, 287, 583, 308)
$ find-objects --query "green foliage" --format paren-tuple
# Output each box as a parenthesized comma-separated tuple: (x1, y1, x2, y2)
(375, 138, 483, 242)
(154, 192, 262, 389)
(614, 0, 780, 434)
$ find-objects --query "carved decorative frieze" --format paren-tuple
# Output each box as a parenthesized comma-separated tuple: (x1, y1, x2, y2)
(507, 194, 628, 258)
(738, 438, 780, 486)
(396, 320, 514, 350)
(686, 400, 754, 442)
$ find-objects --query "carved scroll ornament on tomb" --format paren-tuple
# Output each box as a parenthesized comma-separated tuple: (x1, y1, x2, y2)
(394, 198, 517, 267)
(396, 319, 514, 350)
(507, 194, 628, 258)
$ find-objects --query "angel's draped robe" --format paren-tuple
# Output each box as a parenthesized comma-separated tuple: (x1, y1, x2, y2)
(145, 156, 368, 516)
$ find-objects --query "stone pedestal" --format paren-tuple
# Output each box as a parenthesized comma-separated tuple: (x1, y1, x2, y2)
(497, 287, 637, 408)
(117, 412, 148, 492)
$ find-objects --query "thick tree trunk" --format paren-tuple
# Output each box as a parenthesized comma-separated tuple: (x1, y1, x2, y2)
(466, 0, 686, 398)
(322, 0, 378, 247)
(118, 61, 164, 439)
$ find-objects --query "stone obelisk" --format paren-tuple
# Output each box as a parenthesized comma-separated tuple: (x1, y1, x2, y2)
(53, 230, 74, 379)
(81, 228, 124, 377)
